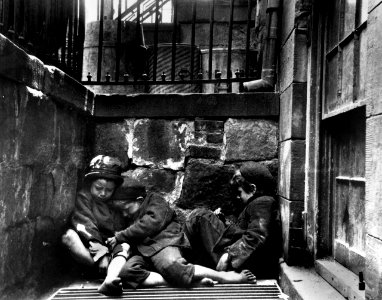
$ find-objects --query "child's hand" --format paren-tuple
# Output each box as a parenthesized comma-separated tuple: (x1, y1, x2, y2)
(98, 255, 110, 274)
(106, 237, 117, 249)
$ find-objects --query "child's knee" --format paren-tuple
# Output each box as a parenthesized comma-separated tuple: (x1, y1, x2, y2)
(61, 229, 79, 247)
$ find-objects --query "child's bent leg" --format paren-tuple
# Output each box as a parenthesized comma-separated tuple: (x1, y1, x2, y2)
(61, 229, 94, 267)
(193, 265, 257, 284)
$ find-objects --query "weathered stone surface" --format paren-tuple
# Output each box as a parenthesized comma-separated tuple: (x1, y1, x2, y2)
(0, 222, 34, 290)
(225, 118, 278, 161)
(366, 115, 382, 239)
(280, 196, 305, 265)
(44, 66, 93, 113)
(94, 121, 132, 169)
(123, 167, 177, 193)
(132, 119, 193, 170)
(278, 140, 306, 200)
(195, 120, 224, 133)
(188, 145, 223, 160)
(366, 5, 382, 116)
(366, 235, 382, 300)
(279, 32, 308, 93)
(176, 159, 237, 213)
(94, 93, 279, 118)
(0, 34, 45, 90)
(280, 83, 307, 141)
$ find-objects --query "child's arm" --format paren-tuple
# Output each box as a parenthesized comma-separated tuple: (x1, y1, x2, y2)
(71, 191, 104, 243)
(115, 193, 174, 243)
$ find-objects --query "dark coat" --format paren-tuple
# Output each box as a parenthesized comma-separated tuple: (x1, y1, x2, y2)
(71, 188, 126, 245)
(114, 192, 190, 257)
(215, 195, 280, 277)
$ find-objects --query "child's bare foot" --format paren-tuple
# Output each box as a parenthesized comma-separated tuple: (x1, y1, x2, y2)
(221, 270, 257, 284)
(98, 277, 123, 296)
(193, 277, 216, 287)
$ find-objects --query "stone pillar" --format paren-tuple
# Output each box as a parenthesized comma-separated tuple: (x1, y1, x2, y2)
(365, 2, 382, 299)
(278, 0, 310, 265)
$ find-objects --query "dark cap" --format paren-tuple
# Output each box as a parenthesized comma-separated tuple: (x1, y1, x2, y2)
(113, 179, 146, 202)
(239, 162, 274, 191)
(85, 155, 124, 186)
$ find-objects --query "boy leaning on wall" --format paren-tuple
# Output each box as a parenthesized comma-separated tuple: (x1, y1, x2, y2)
(61, 155, 126, 275)
(98, 179, 257, 296)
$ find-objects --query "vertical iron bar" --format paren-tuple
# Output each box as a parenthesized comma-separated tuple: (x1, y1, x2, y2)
(115, 0, 122, 82)
(77, 0, 85, 79)
(208, 0, 215, 79)
(171, 0, 178, 81)
(67, 0, 73, 70)
(245, 0, 252, 77)
(153, 0, 160, 81)
(0, 0, 4, 33)
(97, 0, 104, 82)
(227, 0, 234, 80)
(136, 0, 141, 79)
(190, 0, 196, 80)
(97, 0, 100, 20)
(73, 0, 78, 71)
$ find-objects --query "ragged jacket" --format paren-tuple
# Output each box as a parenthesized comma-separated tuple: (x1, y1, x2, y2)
(114, 192, 190, 257)
(215, 195, 280, 277)
(71, 188, 126, 245)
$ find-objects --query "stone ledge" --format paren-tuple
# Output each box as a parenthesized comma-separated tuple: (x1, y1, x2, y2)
(315, 259, 365, 300)
(279, 263, 345, 300)
(93, 92, 279, 118)
(0, 34, 93, 115)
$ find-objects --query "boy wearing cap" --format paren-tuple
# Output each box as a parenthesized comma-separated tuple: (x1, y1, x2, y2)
(98, 180, 257, 295)
(184, 162, 280, 279)
(62, 155, 127, 275)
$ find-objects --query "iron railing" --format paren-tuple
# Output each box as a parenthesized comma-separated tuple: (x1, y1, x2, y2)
(0, 0, 85, 79)
(84, 0, 260, 92)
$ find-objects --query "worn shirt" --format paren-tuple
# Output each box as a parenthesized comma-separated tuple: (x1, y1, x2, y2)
(214, 195, 280, 274)
(71, 188, 126, 245)
(114, 192, 190, 257)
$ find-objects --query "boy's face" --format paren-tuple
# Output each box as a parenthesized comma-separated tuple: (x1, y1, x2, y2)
(120, 201, 141, 218)
(231, 169, 255, 204)
(90, 178, 116, 202)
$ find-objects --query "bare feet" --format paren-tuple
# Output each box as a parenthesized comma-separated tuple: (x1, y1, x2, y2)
(98, 277, 123, 296)
(221, 270, 257, 284)
(193, 277, 216, 287)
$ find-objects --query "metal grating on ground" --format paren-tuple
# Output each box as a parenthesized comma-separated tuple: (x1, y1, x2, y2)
(49, 283, 286, 300)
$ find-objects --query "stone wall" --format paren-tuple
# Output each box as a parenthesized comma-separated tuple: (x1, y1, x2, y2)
(0, 34, 94, 299)
(93, 93, 279, 221)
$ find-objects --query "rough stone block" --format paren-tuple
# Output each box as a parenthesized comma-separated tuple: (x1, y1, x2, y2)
(195, 120, 224, 132)
(279, 32, 308, 93)
(0, 222, 34, 290)
(278, 140, 306, 200)
(176, 159, 237, 213)
(366, 5, 382, 116)
(366, 235, 382, 300)
(123, 167, 177, 194)
(188, 145, 222, 160)
(0, 166, 33, 230)
(44, 66, 91, 113)
(132, 119, 193, 170)
(94, 121, 132, 169)
(206, 132, 224, 144)
(280, 196, 305, 264)
(0, 34, 45, 90)
(366, 115, 382, 239)
(225, 118, 278, 162)
(280, 83, 307, 141)
(18, 86, 56, 165)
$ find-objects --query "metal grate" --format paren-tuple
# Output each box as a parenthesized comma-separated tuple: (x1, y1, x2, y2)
(49, 283, 285, 300)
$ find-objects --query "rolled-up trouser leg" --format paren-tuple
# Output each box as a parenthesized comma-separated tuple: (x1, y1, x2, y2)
(184, 208, 227, 266)
(150, 246, 194, 287)
(118, 255, 151, 289)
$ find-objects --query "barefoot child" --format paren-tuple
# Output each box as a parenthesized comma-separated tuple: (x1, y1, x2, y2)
(98, 180, 256, 296)
(61, 155, 126, 275)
